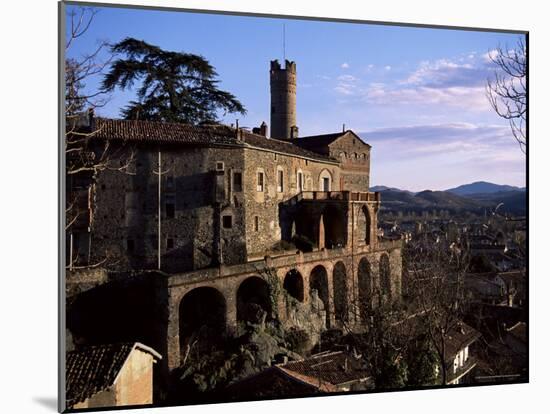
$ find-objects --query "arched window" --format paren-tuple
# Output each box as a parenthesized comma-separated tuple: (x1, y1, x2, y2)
(284, 269, 304, 302)
(296, 169, 304, 192)
(237, 276, 272, 322)
(319, 169, 332, 192)
(179, 287, 226, 357)
(310, 265, 330, 327)
(277, 166, 285, 193)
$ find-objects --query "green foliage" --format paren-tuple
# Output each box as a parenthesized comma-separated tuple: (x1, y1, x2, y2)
(284, 328, 311, 355)
(377, 350, 408, 389)
(406, 336, 439, 387)
(102, 38, 246, 124)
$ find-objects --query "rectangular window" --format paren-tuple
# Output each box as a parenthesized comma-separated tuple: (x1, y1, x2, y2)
(323, 177, 330, 192)
(222, 215, 233, 229)
(233, 172, 243, 192)
(297, 172, 303, 191)
(277, 170, 284, 192)
(166, 176, 175, 191)
(254, 216, 259, 231)
(165, 195, 175, 218)
(257, 172, 264, 192)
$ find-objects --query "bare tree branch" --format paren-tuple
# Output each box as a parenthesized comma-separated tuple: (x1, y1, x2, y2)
(486, 38, 527, 153)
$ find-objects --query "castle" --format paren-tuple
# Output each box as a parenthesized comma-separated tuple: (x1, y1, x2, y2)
(67, 59, 403, 373)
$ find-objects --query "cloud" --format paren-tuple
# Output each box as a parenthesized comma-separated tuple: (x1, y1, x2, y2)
(483, 49, 499, 62)
(337, 74, 358, 82)
(334, 74, 360, 96)
(341, 62, 350, 69)
(402, 58, 487, 88)
(361, 123, 519, 159)
(360, 123, 525, 190)
(385, 65, 392, 71)
(363, 84, 491, 111)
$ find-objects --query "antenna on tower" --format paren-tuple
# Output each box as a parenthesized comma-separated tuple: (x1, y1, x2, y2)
(283, 23, 286, 62)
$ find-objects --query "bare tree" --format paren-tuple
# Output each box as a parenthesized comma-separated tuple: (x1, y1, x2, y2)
(405, 239, 469, 385)
(486, 38, 527, 153)
(65, 7, 135, 267)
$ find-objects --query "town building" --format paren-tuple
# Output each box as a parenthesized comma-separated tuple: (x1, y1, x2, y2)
(65, 342, 162, 409)
(224, 350, 372, 399)
(67, 59, 403, 375)
(443, 322, 481, 385)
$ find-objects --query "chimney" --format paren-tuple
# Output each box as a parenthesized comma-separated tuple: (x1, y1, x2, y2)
(290, 125, 299, 139)
(253, 121, 268, 137)
(260, 121, 268, 137)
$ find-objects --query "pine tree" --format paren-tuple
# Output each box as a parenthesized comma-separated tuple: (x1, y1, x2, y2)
(102, 38, 246, 124)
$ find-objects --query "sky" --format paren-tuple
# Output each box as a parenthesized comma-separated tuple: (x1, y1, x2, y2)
(66, 5, 526, 192)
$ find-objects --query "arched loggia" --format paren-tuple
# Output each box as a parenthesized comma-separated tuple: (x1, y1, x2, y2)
(283, 269, 304, 302)
(237, 276, 272, 323)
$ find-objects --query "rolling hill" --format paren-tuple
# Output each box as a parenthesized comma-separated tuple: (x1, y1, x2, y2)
(446, 181, 525, 196)
(370, 182, 526, 214)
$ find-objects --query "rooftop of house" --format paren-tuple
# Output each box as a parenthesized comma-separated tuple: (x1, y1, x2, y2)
(74, 116, 341, 164)
(444, 322, 481, 362)
(223, 365, 334, 399)
(65, 342, 161, 407)
(292, 130, 370, 148)
(277, 350, 371, 387)
(506, 321, 527, 344)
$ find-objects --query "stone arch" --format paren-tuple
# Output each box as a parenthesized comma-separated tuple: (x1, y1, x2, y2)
(310, 265, 330, 327)
(179, 287, 226, 354)
(333, 261, 348, 324)
(379, 254, 391, 300)
(237, 276, 272, 323)
(358, 257, 372, 318)
(284, 269, 304, 302)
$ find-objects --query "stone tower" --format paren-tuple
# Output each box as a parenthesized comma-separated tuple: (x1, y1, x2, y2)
(270, 59, 297, 139)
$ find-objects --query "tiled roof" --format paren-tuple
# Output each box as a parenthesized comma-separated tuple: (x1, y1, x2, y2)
(292, 130, 371, 151)
(507, 322, 527, 343)
(240, 131, 337, 162)
(84, 118, 336, 163)
(279, 351, 370, 386)
(444, 322, 481, 362)
(293, 132, 348, 148)
(91, 118, 238, 145)
(224, 366, 329, 400)
(65, 342, 161, 407)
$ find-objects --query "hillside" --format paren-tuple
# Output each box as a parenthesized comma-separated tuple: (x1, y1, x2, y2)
(446, 181, 524, 196)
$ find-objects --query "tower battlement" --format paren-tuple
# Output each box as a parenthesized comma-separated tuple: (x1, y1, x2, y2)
(270, 59, 297, 139)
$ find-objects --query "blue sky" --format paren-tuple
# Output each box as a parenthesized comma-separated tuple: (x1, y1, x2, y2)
(66, 5, 526, 191)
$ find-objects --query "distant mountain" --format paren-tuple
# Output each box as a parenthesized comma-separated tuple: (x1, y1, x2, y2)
(446, 181, 524, 196)
(370, 185, 415, 194)
(466, 190, 527, 215)
(415, 190, 481, 209)
(371, 183, 526, 214)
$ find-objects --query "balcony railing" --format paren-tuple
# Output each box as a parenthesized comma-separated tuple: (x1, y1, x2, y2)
(300, 191, 380, 202)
